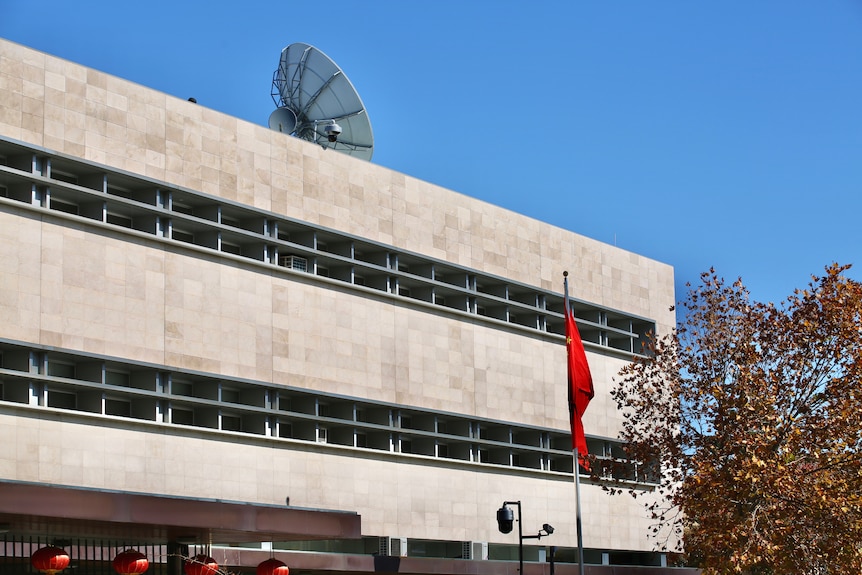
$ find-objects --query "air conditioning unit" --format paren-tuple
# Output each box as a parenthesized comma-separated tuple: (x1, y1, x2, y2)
(391, 537, 407, 557)
(378, 536, 407, 557)
(461, 541, 488, 560)
(280, 255, 308, 272)
(377, 537, 390, 557)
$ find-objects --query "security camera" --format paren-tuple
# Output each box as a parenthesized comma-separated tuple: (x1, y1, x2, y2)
(324, 121, 342, 142)
(543, 523, 555, 535)
(496, 505, 514, 534)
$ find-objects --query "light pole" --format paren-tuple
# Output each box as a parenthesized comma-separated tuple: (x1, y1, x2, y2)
(496, 501, 554, 575)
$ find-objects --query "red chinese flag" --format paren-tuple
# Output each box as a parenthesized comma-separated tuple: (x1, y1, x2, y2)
(566, 303, 594, 470)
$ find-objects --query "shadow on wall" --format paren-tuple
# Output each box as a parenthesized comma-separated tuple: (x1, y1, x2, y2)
(374, 555, 401, 572)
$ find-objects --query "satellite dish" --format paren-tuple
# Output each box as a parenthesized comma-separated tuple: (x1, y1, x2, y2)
(269, 43, 374, 161)
(268, 107, 297, 134)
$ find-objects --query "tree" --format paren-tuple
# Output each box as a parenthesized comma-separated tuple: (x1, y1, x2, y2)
(610, 263, 862, 575)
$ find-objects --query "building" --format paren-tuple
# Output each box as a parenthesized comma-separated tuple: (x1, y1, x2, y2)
(0, 38, 690, 574)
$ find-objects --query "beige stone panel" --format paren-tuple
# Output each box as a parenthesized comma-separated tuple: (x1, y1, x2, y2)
(106, 88, 129, 116)
(43, 69, 66, 94)
(0, 41, 27, 84)
(0, 208, 43, 344)
(125, 106, 148, 135)
(0, 409, 25, 476)
(267, 136, 297, 217)
(3, 39, 45, 74)
(41, 96, 65, 137)
(0, 58, 26, 138)
(85, 67, 107, 92)
(582, 355, 631, 440)
(83, 130, 109, 165)
(31, 220, 167, 363)
(45, 51, 87, 85)
(14, 428, 41, 479)
(64, 78, 88, 120)
(162, 251, 274, 381)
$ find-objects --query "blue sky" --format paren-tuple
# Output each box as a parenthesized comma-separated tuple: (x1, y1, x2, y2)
(3, 1, 860, 308)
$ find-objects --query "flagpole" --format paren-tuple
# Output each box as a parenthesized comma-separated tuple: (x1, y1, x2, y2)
(564, 272, 586, 575)
(574, 447, 585, 575)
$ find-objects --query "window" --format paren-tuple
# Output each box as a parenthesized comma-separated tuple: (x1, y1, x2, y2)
(171, 202, 194, 216)
(171, 229, 194, 244)
(105, 370, 129, 387)
(47, 361, 75, 379)
(106, 212, 133, 228)
(47, 389, 76, 409)
(171, 407, 194, 425)
(51, 170, 77, 185)
(49, 197, 79, 215)
(221, 242, 241, 255)
(105, 398, 131, 417)
(171, 380, 193, 396)
(221, 414, 241, 431)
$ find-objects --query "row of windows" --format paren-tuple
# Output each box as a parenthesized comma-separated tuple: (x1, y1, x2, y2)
(0, 342, 658, 485)
(0, 535, 669, 568)
(0, 138, 655, 356)
(281, 536, 668, 566)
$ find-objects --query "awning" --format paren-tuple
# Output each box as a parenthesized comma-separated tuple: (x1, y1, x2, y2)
(0, 480, 361, 544)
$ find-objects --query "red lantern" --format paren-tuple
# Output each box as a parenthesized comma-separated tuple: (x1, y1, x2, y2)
(257, 558, 289, 575)
(113, 549, 149, 574)
(31, 546, 71, 574)
(184, 554, 219, 575)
